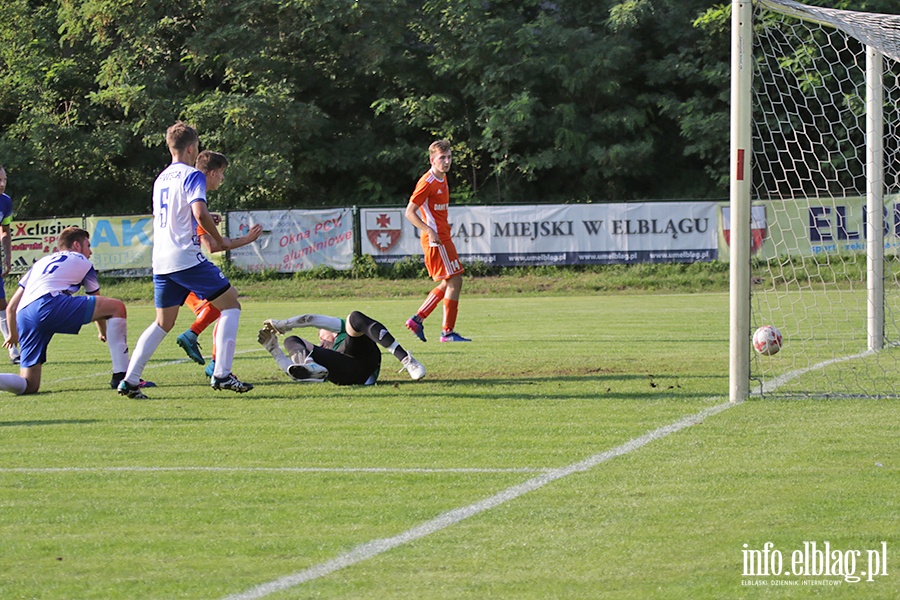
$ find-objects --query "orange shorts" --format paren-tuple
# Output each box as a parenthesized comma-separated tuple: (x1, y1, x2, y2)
(422, 238, 464, 281)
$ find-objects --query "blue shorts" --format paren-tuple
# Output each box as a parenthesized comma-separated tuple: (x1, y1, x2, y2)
(154, 261, 231, 309)
(18, 294, 96, 368)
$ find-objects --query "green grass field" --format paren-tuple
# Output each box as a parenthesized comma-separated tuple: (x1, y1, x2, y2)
(0, 292, 897, 599)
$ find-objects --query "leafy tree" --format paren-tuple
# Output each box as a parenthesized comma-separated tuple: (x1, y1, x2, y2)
(3, 0, 897, 218)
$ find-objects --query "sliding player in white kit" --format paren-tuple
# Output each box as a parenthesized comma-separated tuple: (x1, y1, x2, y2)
(0, 227, 136, 395)
(117, 121, 252, 399)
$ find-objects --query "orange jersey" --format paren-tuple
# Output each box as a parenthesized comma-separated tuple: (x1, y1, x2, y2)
(410, 170, 451, 242)
(196, 223, 208, 236)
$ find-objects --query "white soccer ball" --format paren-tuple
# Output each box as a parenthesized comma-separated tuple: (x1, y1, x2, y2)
(753, 325, 783, 356)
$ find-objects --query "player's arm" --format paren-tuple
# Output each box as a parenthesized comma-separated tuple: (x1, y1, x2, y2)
(192, 201, 231, 251)
(263, 314, 342, 334)
(82, 288, 106, 343)
(4, 285, 23, 348)
(94, 317, 107, 342)
(200, 224, 263, 254)
(0, 223, 11, 277)
(405, 201, 440, 246)
(84, 290, 108, 342)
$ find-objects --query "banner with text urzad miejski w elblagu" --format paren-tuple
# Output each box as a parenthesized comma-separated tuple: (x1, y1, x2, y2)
(360, 203, 719, 266)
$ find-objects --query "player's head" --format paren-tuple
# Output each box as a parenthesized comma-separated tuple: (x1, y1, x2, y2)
(195, 150, 229, 192)
(165, 121, 200, 162)
(58, 226, 92, 258)
(318, 329, 337, 350)
(428, 139, 452, 176)
(0, 166, 6, 194)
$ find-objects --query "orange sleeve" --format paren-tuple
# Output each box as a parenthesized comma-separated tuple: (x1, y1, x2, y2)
(409, 173, 431, 207)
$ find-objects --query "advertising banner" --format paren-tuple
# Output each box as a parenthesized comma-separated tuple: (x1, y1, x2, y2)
(720, 196, 900, 260)
(718, 205, 768, 262)
(86, 215, 154, 275)
(361, 203, 719, 266)
(228, 208, 353, 272)
(9, 217, 84, 274)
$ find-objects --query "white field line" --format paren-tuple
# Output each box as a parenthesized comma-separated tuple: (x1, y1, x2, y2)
(754, 349, 875, 395)
(221, 400, 734, 600)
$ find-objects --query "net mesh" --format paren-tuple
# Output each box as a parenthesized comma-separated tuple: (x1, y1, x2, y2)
(750, 0, 900, 397)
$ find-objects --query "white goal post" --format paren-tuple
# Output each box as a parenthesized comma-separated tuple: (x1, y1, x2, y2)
(730, 0, 900, 401)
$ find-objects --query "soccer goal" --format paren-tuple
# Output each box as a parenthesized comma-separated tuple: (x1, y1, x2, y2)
(730, 0, 900, 400)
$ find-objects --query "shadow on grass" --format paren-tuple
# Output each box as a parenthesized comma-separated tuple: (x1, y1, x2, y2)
(0, 419, 101, 427)
(247, 373, 728, 402)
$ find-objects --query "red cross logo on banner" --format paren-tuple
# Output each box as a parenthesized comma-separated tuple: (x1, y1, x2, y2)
(365, 210, 403, 253)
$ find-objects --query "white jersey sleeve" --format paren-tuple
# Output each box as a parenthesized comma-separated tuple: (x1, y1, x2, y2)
(17, 251, 99, 311)
(151, 162, 209, 274)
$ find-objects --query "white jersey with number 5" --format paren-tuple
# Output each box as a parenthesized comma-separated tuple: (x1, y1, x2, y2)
(152, 161, 208, 274)
(17, 251, 100, 311)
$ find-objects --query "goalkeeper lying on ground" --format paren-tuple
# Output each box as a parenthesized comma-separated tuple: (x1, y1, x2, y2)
(258, 310, 426, 385)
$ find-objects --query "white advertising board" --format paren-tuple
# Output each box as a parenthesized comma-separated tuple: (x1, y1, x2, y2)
(228, 208, 353, 272)
(361, 203, 719, 265)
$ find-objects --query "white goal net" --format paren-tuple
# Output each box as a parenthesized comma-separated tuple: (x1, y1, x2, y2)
(740, 0, 900, 398)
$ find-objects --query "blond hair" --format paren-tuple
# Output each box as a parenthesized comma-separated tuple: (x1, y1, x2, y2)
(429, 139, 451, 158)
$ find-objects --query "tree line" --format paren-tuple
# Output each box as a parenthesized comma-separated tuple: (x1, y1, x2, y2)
(0, 0, 896, 218)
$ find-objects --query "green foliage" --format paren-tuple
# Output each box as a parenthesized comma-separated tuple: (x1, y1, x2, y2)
(2, 1, 897, 216)
(390, 255, 427, 279)
(291, 263, 343, 281)
(462, 260, 498, 277)
(217, 260, 280, 282)
(351, 253, 381, 279)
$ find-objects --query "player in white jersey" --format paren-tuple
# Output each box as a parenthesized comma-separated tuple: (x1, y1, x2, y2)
(0, 227, 135, 395)
(117, 121, 252, 399)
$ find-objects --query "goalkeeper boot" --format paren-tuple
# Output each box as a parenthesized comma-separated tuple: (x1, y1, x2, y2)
(288, 356, 328, 382)
(399, 354, 426, 381)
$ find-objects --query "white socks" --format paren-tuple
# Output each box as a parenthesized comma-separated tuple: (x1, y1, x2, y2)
(105, 317, 130, 373)
(124, 323, 167, 385)
(0, 372, 27, 395)
(266, 344, 295, 373)
(213, 308, 240, 378)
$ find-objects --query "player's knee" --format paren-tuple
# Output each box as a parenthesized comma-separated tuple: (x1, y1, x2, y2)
(110, 299, 127, 319)
(95, 297, 126, 319)
(285, 335, 313, 353)
(347, 311, 370, 332)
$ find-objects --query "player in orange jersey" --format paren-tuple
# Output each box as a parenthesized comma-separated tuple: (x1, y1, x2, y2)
(403, 139, 470, 343)
(174, 151, 262, 375)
